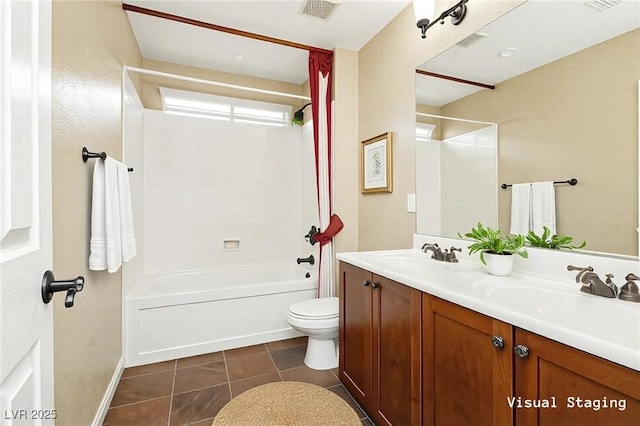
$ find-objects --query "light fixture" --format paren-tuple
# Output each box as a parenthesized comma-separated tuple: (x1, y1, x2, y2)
(413, 0, 469, 39)
(498, 48, 518, 58)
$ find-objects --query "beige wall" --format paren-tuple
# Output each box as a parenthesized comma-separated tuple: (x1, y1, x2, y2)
(441, 29, 640, 255)
(333, 48, 360, 268)
(140, 58, 307, 111)
(51, 1, 142, 425)
(356, 1, 524, 250)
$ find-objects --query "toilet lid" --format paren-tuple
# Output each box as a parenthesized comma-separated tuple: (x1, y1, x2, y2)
(289, 297, 339, 319)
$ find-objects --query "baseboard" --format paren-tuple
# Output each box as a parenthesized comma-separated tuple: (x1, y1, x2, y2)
(126, 328, 301, 367)
(92, 356, 124, 426)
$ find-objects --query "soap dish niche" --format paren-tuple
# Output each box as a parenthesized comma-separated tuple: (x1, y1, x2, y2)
(222, 239, 241, 251)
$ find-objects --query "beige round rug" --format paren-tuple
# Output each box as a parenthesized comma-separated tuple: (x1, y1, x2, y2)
(212, 381, 361, 426)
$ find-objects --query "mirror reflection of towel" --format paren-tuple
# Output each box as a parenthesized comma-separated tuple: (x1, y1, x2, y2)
(312, 214, 344, 246)
(510, 183, 531, 235)
(532, 182, 556, 235)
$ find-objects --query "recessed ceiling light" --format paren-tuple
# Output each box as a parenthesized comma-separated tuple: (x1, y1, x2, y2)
(499, 48, 518, 58)
(232, 54, 246, 61)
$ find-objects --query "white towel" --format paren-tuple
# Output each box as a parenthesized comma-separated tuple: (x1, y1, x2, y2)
(509, 183, 531, 235)
(532, 181, 556, 235)
(117, 161, 137, 262)
(89, 159, 108, 271)
(89, 157, 136, 272)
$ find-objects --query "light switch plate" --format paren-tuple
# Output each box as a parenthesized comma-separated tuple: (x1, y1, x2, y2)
(407, 193, 416, 213)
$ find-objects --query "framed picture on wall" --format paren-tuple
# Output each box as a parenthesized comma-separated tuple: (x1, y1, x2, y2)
(361, 132, 393, 193)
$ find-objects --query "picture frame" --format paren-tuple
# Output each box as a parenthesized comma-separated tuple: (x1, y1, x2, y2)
(361, 132, 393, 193)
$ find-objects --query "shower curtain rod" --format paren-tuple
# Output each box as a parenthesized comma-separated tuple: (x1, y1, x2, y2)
(124, 66, 311, 101)
(122, 3, 333, 56)
(416, 112, 496, 126)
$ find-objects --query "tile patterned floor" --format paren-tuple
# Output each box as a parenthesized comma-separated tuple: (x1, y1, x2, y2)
(104, 337, 374, 426)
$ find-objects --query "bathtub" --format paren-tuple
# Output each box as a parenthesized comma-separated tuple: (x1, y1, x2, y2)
(125, 263, 318, 367)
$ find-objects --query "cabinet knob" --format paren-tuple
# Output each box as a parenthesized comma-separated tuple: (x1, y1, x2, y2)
(371, 282, 379, 289)
(491, 336, 504, 349)
(362, 280, 370, 286)
(514, 344, 529, 358)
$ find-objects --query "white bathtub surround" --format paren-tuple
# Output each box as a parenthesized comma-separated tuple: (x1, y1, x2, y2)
(287, 296, 339, 370)
(143, 109, 317, 273)
(122, 71, 145, 294)
(125, 263, 318, 367)
(336, 234, 640, 371)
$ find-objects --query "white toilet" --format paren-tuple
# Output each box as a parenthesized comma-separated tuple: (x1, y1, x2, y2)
(287, 296, 339, 370)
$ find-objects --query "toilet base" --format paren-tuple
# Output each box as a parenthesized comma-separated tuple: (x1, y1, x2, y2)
(304, 337, 338, 370)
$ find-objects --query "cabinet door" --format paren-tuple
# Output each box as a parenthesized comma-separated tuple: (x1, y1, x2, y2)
(339, 262, 373, 410)
(423, 296, 514, 426)
(514, 329, 640, 426)
(372, 275, 422, 426)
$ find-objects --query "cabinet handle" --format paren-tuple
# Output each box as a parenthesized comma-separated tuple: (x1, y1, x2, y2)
(362, 280, 370, 286)
(491, 336, 504, 349)
(514, 344, 529, 358)
(371, 282, 379, 289)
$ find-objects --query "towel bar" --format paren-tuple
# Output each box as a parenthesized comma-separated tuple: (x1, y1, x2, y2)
(82, 147, 134, 172)
(501, 178, 577, 189)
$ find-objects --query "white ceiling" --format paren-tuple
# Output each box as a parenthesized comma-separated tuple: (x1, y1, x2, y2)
(416, 0, 640, 107)
(125, 0, 412, 84)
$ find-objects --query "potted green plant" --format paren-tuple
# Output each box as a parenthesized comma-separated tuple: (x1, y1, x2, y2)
(460, 222, 528, 276)
(525, 226, 586, 250)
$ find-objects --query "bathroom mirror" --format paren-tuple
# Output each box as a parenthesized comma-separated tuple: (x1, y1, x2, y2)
(415, 0, 640, 257)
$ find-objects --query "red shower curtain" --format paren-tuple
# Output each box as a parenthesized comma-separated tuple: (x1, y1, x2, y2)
(308, 50, 339, 298)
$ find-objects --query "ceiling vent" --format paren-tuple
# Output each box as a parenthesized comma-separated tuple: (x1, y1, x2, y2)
(300, 0, 341, 21)
(455, 32, 487, 48)
(584, 0, 623, 12)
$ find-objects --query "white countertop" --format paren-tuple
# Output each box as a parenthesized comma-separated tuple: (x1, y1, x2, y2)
(336, 247, 640, 371)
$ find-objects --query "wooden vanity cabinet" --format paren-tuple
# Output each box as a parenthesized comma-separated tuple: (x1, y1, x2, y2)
(341, 262, 640, 426)
(423, 296, 640, 426)
(422, 295, 514, 426)
(514, 329, 640, 426)
(339, 262, 422, 426)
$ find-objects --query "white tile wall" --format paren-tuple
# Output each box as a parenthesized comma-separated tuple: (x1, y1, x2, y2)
(122, 74, 145, 295)
(143, 110, 318, 273)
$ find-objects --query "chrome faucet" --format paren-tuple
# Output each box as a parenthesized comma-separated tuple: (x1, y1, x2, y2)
(422, 243, 445, 261)
(444, 246, 462, 263)
(422, 243, 461, 263)
(567, 265, 617, 298)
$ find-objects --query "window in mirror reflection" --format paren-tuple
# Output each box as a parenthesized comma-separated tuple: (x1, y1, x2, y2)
(416, 113, 497, 239)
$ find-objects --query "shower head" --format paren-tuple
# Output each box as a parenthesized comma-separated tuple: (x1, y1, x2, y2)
(292, 103, 311, 126)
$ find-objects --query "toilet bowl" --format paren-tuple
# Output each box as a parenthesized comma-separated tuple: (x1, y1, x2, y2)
(287, 297, 339, 370)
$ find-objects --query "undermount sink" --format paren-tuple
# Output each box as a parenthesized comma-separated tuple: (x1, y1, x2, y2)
(485, 285, 580, 315)
(484, 284, 640, 343)
(376, 255, 431, 270)
(374, 252, 476, 273)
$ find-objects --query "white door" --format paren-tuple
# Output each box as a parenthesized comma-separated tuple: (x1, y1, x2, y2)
(0, 0, 55, 424)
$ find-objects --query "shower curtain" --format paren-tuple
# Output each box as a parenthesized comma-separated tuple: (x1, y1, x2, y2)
(309, 50, 336, 298)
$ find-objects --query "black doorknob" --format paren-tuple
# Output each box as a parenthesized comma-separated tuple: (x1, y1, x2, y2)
(41, 270, 84, 308)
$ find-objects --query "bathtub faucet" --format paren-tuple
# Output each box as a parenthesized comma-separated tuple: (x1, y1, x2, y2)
(297, 255, 315, 265)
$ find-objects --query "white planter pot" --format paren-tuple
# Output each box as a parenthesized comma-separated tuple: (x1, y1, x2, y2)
(484, 252, 514, 276)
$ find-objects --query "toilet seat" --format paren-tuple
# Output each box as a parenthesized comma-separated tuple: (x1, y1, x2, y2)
(286, 297, 339, 370)
(288, 297, 339, 320)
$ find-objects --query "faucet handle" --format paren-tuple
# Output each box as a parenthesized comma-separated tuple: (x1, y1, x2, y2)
(445, 246, 462, 263)
(619, 273, 640, 303)
(567, 265, 594, 272)
(605, 273, 619, 296)
(567, 265, 594, 283)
